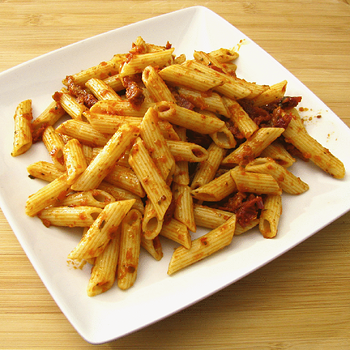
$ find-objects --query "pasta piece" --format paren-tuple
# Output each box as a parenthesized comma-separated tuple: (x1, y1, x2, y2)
(176, 87, 228, 117)
(191, 170, 237, 202)
(155, 101, 225, 134)
(172, 183, 196, 232)
(245, 157, 309, 194)
(222, 127, 285, 166)
(140, 107, 175, 182)
(117, 209, 142, 290)
(85, 77, 122, 101)
(104, 164, 145, 198)
(25, 173, 71, 217)
(27, 161, 65, 182)
(142, 200, 163, 240)
(31, 100, 66, 142)
(283, 108, 345, 179)
(87, 228, 121, 297)
(159, 64, 225, 92)
(210, 124, 237, 149)
(160, 218, 192, 249)
(98, 181, 144, 214)
(166, 140, 208, 163)
(141, 235, 163, 261)
(63, 138, 87, 185)
(230, 166, 282, 195)
(259, 194, 282, 238)
(56, 119, 110, 147)
(38, 206, 102, 227)
(90, 99, 152, 117)
(142, 65, 176, 103)
(119, 48, 175, 77)
(53, 89, 88, 120)
(251, 80, 288, 107)
(71, 123, 139, 191)
(129, 137, 172, 220)
(260, 141, 296, 167)
(60, 189, 115, 208)
(42, 126, 66, 171)
(207, 47, 239, 62)
(103, 74, 125, 92)
(191, 142, 226, 190)
(62, 60, 119, 86)
(84, 111, 142, 134)
(167, 214, 236, 275)
(68, 199, 135, 260)
(222, 96, 258, 139)
(193, 204, 259, 235)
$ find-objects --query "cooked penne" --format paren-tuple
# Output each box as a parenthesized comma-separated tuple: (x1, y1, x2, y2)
(283, 108, 345, 179)
(260, 141, 296, 167)
(191, 169, 237, 202)
(119, 48, 174, 77)
(85, 77, 122, 101)
(53, 89, 88, 120)
(98, 181, 144, 213)
(222, 127, 285, 166)
(160, 218, 192, 249)
(142, 65, 176, 103)
(140, 107, 175, 182)
(90, 99, 152, 117)
(31, 100, 66, 142)
(63, 138, 87, 185)
(230, 166, 282, 195)
(193, 203, 259, 235)
(210, 124, 237, 149)
(166, 140, 208, 163)
(68, 199, 135, 260)
(103, 73, 125, 92)
(104, 164, 145, 198)
(251, 80, 288, 107)
(84, 111, 142, 134)
(245, 157, 309, 194)
(117, 209, 142, 290)
(222, 96, 258, 139)
(172, 183, 196, 232)
(56, 119, 110, 147)
(60, 189, 115, 208)
(141, 235, 163, 261)
(176, 87, 228, 117)
(87, 228, 121, 297)
(62, 60, 119, 86)
(159, 64, 225, 92)
(25, 173, 71, 217)
(167, 214, 236, 275)
(142, 200, 164, 240)
(42, 126, 66, 171)
(128, 137, 172, 220)
(38, 206, 103, 227)
(191, 142, 226, 190)
(27, 161, 65, 182)
(71, 123, 139, 191)
(155, 101, 225, 134)
(259, 194, 282, 238)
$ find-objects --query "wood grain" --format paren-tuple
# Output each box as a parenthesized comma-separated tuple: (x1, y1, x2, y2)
(0, 0, 349, 349)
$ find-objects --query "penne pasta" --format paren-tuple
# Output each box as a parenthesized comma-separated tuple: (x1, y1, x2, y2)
(128, 137, 172, 220)
(167, 214, 236, 275)
(166, 140, 208, 163)
(87, 228, 121, 297)
(42, 125, 66, 171)
(27, 161, 65, 182)
(60, 189, 115, 208)
(160, 218, 192, 249)
(68, 199, 135, 260)
(38, 206, 103, 227)
(117, 209, 142, 290)
(71, 123, 139, 191)
(63, 138, 87, 185)
(245, 157, 309, 194)
(85, 77, 122, 101)
(259, 194, 282, 238)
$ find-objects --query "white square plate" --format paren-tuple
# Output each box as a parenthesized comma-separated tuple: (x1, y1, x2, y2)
(1, 6, 350, 344)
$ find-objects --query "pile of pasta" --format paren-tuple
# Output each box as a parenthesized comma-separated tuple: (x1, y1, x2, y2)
(12, 37, 345, 297)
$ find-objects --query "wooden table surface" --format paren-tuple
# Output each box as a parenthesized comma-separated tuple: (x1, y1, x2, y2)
(1, 0, 350, 349)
